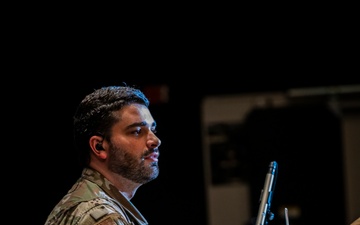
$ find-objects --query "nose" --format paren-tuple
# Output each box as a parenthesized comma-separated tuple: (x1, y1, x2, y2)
(147, 131, 161, 148)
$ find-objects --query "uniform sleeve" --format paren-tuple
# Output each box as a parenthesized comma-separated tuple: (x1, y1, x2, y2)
(351, 217, 360, 225)
(76, 203, 132, 225)
(93, 213, 129, 225)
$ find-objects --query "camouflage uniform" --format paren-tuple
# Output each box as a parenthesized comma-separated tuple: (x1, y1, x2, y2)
(351, 217, 360, 225)
(45, 167, 148, 225)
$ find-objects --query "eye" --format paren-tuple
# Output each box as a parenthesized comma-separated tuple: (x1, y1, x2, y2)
(132, 128, 142, 135)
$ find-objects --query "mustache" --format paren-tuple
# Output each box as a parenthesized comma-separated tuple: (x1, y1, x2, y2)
(143, 148, 159, 157)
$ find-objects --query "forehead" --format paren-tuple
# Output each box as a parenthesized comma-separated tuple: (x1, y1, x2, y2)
(115, 103, 154, 123)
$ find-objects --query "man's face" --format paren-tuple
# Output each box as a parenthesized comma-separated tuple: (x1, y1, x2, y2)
(107, 103, 161, 184)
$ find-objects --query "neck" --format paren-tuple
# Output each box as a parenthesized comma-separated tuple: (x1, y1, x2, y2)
(89, 162, 141, 200)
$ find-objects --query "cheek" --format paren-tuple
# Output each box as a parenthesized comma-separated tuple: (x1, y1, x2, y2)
(112, 137, 146, 156)
(118, 138, 141, 150)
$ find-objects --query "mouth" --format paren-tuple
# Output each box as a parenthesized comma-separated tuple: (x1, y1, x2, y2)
(143, 152, 159, 162)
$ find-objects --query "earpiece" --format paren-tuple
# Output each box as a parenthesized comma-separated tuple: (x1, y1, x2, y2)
(95, 143, 104, 150)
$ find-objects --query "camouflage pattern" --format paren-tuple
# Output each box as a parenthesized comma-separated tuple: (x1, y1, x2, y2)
(45, 168, 148, 225)
(351, 217, 360, 225)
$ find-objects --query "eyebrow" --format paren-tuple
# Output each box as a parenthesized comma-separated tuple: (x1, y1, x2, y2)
(126, 121, 157, 129)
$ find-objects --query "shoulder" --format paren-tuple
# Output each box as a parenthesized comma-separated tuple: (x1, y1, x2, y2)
(46, 199, 129, 225)
(351, 217, 360, 225)
(77, 202, 129, 225)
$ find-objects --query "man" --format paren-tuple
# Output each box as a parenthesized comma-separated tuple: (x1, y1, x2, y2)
(45, 85, 161, 225)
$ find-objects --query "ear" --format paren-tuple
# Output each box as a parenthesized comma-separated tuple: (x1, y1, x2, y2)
(89, 136, 107, 160)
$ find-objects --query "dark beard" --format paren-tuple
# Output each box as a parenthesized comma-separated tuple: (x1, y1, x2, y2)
(107, 142, 159, 184)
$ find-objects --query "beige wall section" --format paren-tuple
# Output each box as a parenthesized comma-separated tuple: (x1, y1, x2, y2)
(202, 92, 288, 225)
(209, 184, 250, 225)
(343, 114, 360, 224)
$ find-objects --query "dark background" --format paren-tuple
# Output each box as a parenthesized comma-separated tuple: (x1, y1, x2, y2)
(6, 5, 359, 224)
(27, 76, 359, 225)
